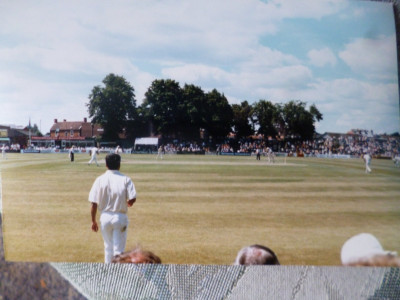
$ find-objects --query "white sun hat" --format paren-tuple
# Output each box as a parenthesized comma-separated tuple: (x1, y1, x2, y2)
(341, 233, 397, 265)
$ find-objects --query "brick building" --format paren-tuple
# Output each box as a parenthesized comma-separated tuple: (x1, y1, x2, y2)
(31, 118, 103, 148)
(0, 124, 30, 149)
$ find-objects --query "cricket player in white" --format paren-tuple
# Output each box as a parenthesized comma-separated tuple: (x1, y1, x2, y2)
(68, 145, 75, 162)
(393, 155, 400, 167)
(88, 146, 99, 166)
(266, 147, 275, 163)
(363, 152, 372, 173)
(1, 145, 7, 159)
(89, 153, 137, 263)
(156, 145, 163, 160)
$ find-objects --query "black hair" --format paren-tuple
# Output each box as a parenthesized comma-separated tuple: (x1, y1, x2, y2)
(106, 153, 121, 170)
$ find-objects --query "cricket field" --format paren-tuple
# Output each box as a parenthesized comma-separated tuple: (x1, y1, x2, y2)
(1, 152, 399, 265)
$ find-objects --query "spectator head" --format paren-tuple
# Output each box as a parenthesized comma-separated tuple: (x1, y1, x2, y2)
(105, 153, 121, 170)
(112, 247, 162, 264)
(341, 233, 398, 266)
(234, 244, 280, 266)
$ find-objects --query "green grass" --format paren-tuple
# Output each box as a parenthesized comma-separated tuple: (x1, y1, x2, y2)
(1, 153, 400, 265)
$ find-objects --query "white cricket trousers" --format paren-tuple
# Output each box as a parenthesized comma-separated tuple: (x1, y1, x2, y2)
(88, 156, 98, 165)
(365, 162, 371, 173)
(100, 212, 129, 263)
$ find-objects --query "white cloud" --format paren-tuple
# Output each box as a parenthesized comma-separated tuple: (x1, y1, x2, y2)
(0, 0, 348, 65)
(161, 62, 314, 103)
(261, 0, 348, 19)
(161, 64, 233, 94)
(300, 78, 399, 133)
(339, 34, 397, 80)
(0, 0, 398, 135)
(249, 65, 313, 90)
(307, 78, 398, 109)
(0, 68, 91, 127)
(308, 48, 337, 67)
(239, 46, 302, 71)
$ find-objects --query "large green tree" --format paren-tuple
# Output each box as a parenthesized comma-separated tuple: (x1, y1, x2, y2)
(27, 123, 43, 137)
(87, 73, 136, 141)
(232, 101, 254, 139)
(142, 79, 183, 138)
(252, 100, 280, 138)
(180, 84, 207, 140)
(203, 89, 233, 142)
(281, 100, 323, 140)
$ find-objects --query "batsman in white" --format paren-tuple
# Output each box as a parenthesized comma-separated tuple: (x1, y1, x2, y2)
(89, 153, 137, 263)
(266, 147, 275, 163)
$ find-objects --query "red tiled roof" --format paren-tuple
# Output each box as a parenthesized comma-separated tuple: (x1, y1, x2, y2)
(50, 121, 87, 131)
(50, 120, 103, 138)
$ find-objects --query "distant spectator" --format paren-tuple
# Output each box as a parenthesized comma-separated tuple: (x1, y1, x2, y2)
(112, 246, 161, 264)
(234, 244, 280, 265)
(341, 233, 399, 266)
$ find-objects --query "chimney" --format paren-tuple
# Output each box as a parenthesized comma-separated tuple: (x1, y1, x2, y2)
(54, 119, 58, 123)
(84, 118, 87, 123)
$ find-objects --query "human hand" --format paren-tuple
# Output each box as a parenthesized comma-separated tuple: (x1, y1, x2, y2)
(127, 198, 136, 207)
(92, 222, 98, 232)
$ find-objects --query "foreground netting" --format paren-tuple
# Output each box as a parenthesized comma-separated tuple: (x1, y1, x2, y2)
(51, 263, 400, 300)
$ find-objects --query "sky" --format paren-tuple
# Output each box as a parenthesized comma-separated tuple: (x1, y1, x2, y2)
(0, 0, 399, 135)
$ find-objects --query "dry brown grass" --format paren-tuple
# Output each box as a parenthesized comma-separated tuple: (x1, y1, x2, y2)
(1, 153, 399, 265)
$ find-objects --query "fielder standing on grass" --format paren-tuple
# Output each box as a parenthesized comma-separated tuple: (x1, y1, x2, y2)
(88, 145, 99, 166)
(156, 145, 164, 160)
(1, 145, 7, 160)
(69, 145, 75, 162)
(89, 153, 137, 263)
(363, 152, 372, 173)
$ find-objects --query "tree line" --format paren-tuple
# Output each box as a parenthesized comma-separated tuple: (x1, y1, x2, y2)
(87, 73, 323, 143)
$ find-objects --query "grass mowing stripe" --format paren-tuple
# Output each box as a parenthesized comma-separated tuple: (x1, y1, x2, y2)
(1, 153, 399, 265)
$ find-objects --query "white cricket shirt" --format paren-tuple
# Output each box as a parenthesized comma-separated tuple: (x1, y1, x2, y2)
(89, 170, 136, 214)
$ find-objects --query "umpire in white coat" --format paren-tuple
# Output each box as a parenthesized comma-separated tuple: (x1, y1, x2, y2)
(89, 153, 137, 263)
